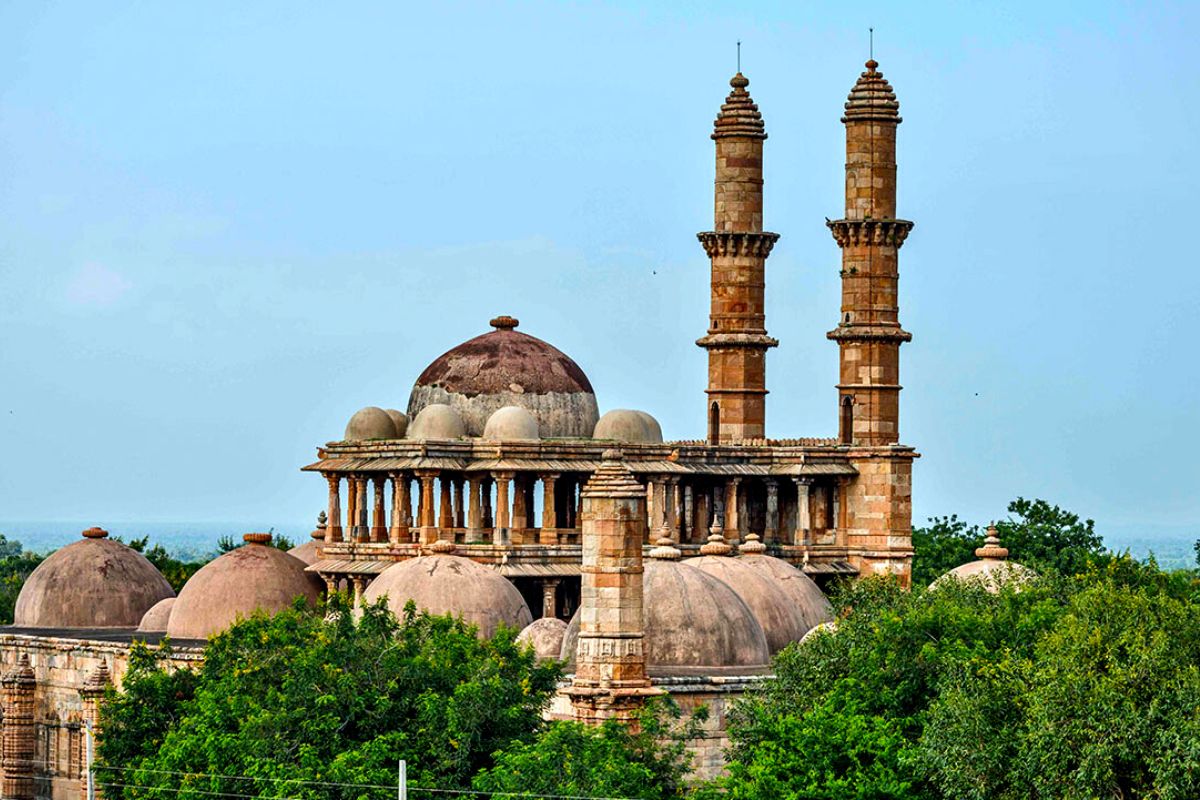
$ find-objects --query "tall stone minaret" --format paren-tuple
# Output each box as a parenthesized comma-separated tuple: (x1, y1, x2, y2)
(697, 73, 780, 445)
(827, 60, 914, 446)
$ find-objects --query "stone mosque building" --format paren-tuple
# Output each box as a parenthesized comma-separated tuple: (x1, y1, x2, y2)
(0, 59, 1001, 794)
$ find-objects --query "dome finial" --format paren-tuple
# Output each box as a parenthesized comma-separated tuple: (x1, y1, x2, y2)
(739, 531, 766, 554)
(243, 532, 272, 545)
(489, 315, 519, 331)
(700, 519, 732, 556)
(974, 524, 1009, 560)
(82, 527, 109, 539)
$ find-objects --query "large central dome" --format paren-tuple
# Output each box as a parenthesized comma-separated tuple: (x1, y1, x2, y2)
(407, 316, 599, 438)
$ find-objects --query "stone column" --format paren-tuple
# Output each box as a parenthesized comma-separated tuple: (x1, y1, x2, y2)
(540, 473, 559, 545)
(80, 662, 110, 800)
(493, 472, 513, 546)
(389, 474, 407, 544)
(765, 480, 780, 544)
(668, 478, 682, 536)
(2, 654, 36, 800)
(350, 576, 365, 609)
(438, 477, 453, 531)
(831, 479, 843, 544)
(356, 476, 369, 542)
(566, 450, 661, 723)
(325, 474, 343, 543)
(511, 475, 528, 545)
(416, 471, 438, 545)
(452, 478, 465, 529)
(371, 476, 387, 542)
(482, 477, 494, 528)
(682, 484, 694, 543)
(793, 477, 812, 546)
(466, 476, 485, 544)
(345, 475, 360, 543)
(725, 477, 742, 544)
(541, 578, 560, 619)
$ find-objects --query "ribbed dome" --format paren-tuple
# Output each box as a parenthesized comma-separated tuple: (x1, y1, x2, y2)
(363, 553, 532, 638)
(14, 528, 175, 628)
(482, 406, 540, 441)
(685, 554, 816, 653)
(737, 553, 834, 635)
(712, 72, 767, 140)
(136, 597, 176, 633)
(344, 406, 398, 441)
(408, 316, 599, 438)
(593, 409, 664, 444)
(516, 617, 567, 661)
(167, 535, 322, 640)
(561, 558, 769, 675)
(407, 403, 467, 440)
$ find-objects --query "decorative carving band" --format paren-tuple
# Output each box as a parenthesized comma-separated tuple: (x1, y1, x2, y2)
(697, 231, 780, 258)
(826, 219, 914, 249)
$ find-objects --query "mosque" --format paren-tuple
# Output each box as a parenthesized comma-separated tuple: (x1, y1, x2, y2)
(0, 59, 1022, 796)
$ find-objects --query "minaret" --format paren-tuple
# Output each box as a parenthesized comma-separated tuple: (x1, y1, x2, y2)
(697, 73, 779, 445)
(827, 60, 914, 446)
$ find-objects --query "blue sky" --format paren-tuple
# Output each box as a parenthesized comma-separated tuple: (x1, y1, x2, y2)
(1, 1, 1197, 539)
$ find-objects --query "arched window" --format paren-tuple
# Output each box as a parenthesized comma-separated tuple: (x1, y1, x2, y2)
(840, 396, 854, 444)
(709, 402, 721, 444)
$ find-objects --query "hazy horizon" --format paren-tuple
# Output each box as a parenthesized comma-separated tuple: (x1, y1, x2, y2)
(2, 2, 1197, 534)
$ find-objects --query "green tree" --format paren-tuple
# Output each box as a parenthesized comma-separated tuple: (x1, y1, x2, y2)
(122, 537, 207, 593)
(910, 515, 979, 588)
(0, 534, 45, 624)
(98, 595, 562, 799)
(474, 700, 699, 800)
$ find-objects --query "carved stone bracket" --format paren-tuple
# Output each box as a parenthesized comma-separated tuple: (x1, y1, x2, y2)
(696, 230, 780, 258)
(827, 218, 914, 249)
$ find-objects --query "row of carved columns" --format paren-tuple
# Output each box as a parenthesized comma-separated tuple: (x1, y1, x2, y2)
(640, 476, 846, 547)
(322, 472, 586, 547)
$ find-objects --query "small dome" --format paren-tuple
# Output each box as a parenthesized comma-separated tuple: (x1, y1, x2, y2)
(167, 534, 322, 640)
(930, 526, 1036, 593)
(408, 316, 599, 438)
(407, 403, 466, 440)
(14, 528, 175, 628)
(482, 406, 540, 441)
(561, 558, 769, 675)
(385, 409, 409, 437)
(363, 554, 532, 638)
(593, 409, 663, 444)
(516, 617, 568, 661)
(344, 406, 398, 441)
(737, 553, 834, 635)
(685, 554, 816, 653)
(136, 597, 176, 633)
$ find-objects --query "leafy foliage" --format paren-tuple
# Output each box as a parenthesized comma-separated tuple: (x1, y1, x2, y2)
(0, 534, 44, 624)
(98, 595, 563, 799)
(475, 700, 701, 800)
(717, 558, 1200, 800)
(123, 536, 207, 593)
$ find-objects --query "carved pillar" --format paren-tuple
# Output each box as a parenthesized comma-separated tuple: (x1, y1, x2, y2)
(80, 662, 110, 800)
(725, 478, 742, 543)
(466, 476, 485, 543)
(345, 475, 359, 543)
(567, 450, 661, 723)
(356, 476, 369, 542)
(668, 478, 682, 536)
(325, 474, 343, 543)
(832, 479, 843, 545)
(416, 471, 438, 545)
(540, 473, 559, 545)
(682, 484, 694, 543)
(511, 475, 528, 545)
(541, 578, 560, 619)
(390, 473, 410, 544)
(794, 477, 812, 546)
(350, 576, 365, 609)
(765, 480, 780, 544)
(493, 472, 513, 546)
(2, 654, 36, 800)
(452, 478, 465, 529)
(371, 476, 387, 542)
(438, 477, 453, 530)
(482, 477, 494, 528)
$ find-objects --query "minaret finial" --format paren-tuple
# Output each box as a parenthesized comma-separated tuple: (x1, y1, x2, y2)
(869, 27, 874, 61)
(737, 40, 741, 73)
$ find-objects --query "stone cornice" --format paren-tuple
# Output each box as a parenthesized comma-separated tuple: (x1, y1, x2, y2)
(696, 332, 779, 349)
(697, 231, 780, 258)
(826, 218, 913, 249)
(827, 324, 913, 343)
